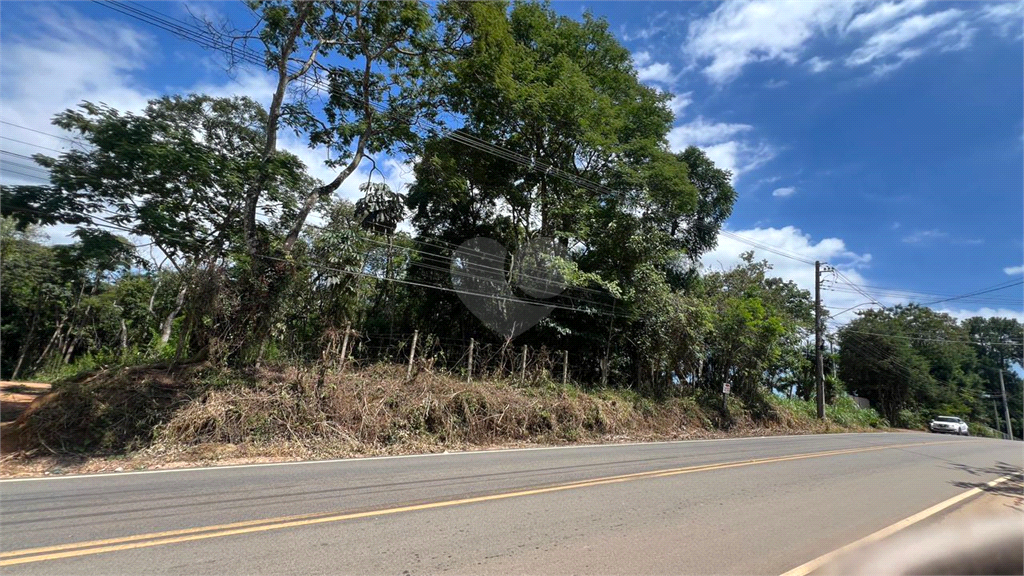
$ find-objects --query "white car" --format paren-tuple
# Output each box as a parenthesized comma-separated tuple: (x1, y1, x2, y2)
(929, 416, 969, 436)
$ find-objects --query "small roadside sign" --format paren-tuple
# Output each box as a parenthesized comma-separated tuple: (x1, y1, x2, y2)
(722, 383, 731, 394)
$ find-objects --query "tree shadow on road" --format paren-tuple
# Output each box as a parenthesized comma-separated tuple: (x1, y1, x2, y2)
(947, 461, 1023, 501)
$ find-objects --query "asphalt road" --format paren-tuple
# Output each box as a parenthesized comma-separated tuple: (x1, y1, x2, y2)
(1, 432, 1021, 575)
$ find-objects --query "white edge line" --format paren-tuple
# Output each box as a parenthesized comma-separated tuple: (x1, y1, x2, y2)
(0, 431, 906, 483)
(779, 474, 1014, 576)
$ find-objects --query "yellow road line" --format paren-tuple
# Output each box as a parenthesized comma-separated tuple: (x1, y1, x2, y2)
(0, 440, 955, 567)
(779, 473, 1015, 576)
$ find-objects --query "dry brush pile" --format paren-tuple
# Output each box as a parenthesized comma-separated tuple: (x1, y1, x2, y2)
(7, 362, 856, 459)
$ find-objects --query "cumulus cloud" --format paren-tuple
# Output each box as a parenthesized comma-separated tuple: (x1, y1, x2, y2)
(936, 307, 1024, 323)
(636, 61, 677, 85)
(1005, 265, 1024, 276)
(772, 186, 796, 198)
(700, 226, 880, 318)
(699, 226, 1023, 324)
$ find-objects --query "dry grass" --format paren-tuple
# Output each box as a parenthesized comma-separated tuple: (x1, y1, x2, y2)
(0, 362, 881, 477)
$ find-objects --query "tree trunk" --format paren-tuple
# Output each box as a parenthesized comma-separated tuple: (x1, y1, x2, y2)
(160, 284, 187, 345)
(119, 318, 128, 352)
(62, 337, 78, 364)
(33, 314, 66, 372)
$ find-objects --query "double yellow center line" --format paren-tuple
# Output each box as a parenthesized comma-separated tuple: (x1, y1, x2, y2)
(1, 440, 954, 567)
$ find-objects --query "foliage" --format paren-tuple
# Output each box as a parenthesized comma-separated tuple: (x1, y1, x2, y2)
(837, 305, 1012, 432)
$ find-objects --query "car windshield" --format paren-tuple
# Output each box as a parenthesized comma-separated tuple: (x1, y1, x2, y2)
(936, 417, 958, 422)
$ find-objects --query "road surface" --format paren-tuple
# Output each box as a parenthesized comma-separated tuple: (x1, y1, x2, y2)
(1, 432, 1021, 574)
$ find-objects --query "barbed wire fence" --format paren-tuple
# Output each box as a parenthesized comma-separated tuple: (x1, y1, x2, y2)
(314, 326, 580, 388)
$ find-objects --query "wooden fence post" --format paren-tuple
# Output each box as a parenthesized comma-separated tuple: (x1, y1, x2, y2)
(340, 322, 351, 368)
(562, 350, 568, 385)
(521, 344, 527, 381)
(467, 338, 474, 383)
(407, 330, 418, 380)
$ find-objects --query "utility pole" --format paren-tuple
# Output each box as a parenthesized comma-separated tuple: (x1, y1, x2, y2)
(998, 369, 1013, 440)
(815, 261, 825, 419)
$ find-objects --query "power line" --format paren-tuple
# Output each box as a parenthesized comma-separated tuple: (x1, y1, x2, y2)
(0, 136, 67, 154)
(919, 279, 1024, 306)
(0, 120, 80, 144)
(823, 286, 1020, 307)
(827, 281, 1023, 304)
(828, 281, 1023, 301)
(830, 322, 1022, 348)
(3, 203, 630, 319)
(0, 168, 50, 182)
(1, 150, 47, 163)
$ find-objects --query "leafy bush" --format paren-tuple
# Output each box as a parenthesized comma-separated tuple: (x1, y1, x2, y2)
(770, 394, 887, 429)
(893, 409, 924, 430)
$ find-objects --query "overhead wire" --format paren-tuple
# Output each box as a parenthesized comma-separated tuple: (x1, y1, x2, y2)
(0, 120, 82, 144)
(3, 202, 632, 319)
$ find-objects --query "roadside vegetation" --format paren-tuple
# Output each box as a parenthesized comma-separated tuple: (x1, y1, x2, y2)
(1, 1, 1020, 472)
(3, 360, 883, 476)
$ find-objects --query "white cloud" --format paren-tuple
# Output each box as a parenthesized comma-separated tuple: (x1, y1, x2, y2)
(806, 56, 833, 73)
(0, 6, 159, 236)
(684, 1, 861, 83)
(667, 117, 752, 148)
(1005, 266, 1024, 276)
(0, 7, 156, 152)
(701, 226, 880, 317)
(620, 13, 670, 42)
(846, 9, 963, 67)
(633, 51, 652, 67)
(901, 229, 948, 244)
(636, 61, 677, 85)
(763, 78, 789, 89)
(772, 186, 796, 198)
(935, 21, 977, 53)
(937, 307, 1024, 323)
(890, 222, 901, 230)
(667, 117, 774, 182)
(702, 226, 1021, 326)
(667, 92, 693, 117)
(845, 0, 928, 33)
(978, 2, 1024, 38)
(683, 1, 1005, 83)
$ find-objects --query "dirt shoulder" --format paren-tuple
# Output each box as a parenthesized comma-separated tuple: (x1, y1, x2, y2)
(0, 381, 51, 420)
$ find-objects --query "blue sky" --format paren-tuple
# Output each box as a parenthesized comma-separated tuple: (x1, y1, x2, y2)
(1, 0, 1022, 323)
